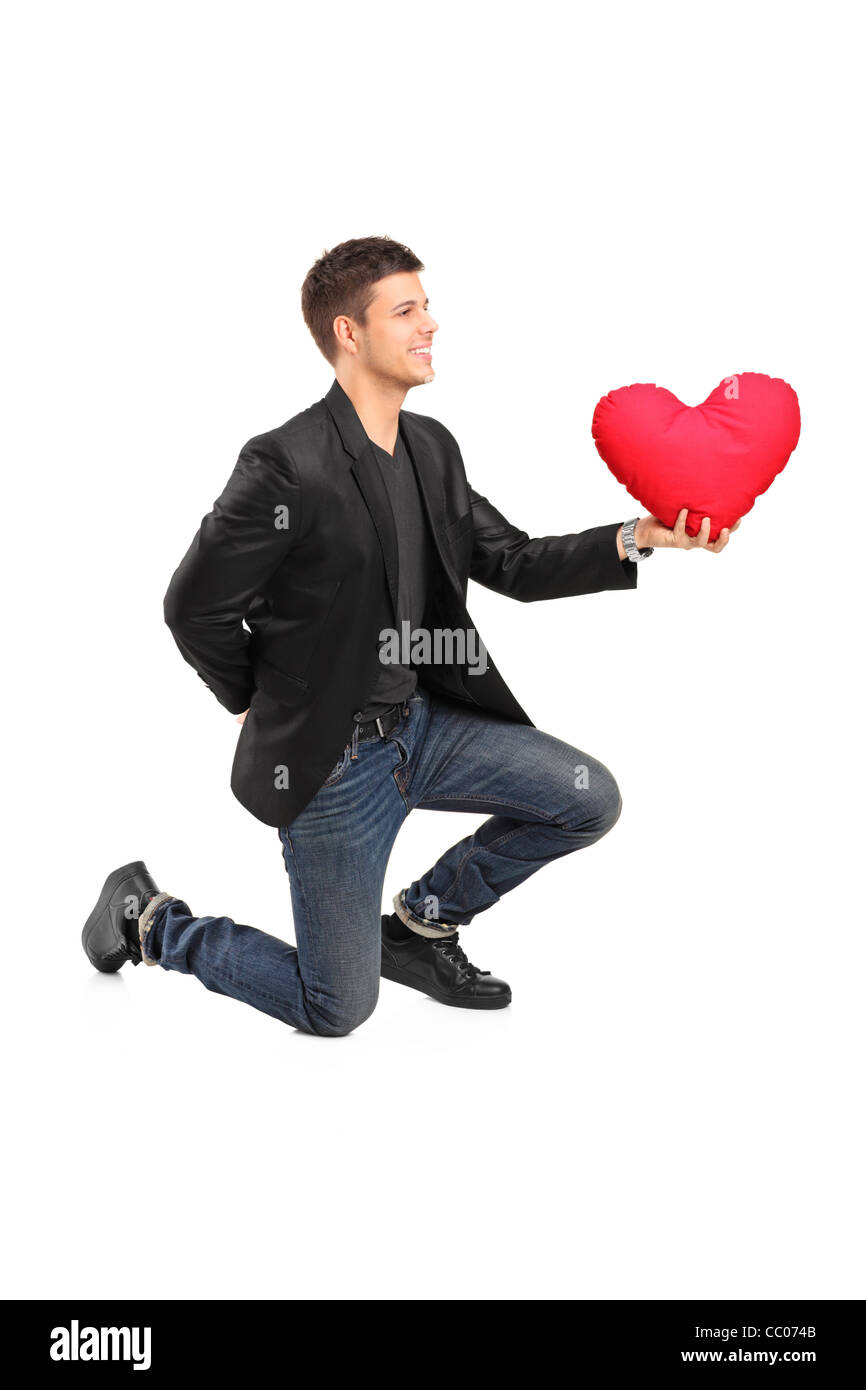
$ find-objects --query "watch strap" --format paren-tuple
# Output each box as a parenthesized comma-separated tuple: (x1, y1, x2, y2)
(622, 517, 654, 561)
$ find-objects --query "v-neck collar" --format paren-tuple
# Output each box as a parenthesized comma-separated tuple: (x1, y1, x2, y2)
(371, 429, 405, 468)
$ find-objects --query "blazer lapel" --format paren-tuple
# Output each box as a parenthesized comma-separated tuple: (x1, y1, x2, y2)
(324, 377, 399, 620)
(350, 441, 400, 620)
(322, 375, 462, 619)
(398, 415, 462, 593)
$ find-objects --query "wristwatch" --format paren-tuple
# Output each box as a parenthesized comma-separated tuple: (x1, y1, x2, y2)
(621, 517, 654, 561)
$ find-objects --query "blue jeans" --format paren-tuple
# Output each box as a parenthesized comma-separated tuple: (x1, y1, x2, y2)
(142, 686, 623, 1035)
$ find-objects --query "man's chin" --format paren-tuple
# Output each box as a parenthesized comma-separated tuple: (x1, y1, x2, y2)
(401, 366, 435, 388)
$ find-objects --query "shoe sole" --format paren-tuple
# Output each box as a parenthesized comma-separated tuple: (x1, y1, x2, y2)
(82, 859, 147, 972)
(381, 959, 511, 1009)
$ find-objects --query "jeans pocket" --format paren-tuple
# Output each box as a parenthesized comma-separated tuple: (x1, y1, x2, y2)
(322, 744, 351, 788)
(389, 733, 410, 780)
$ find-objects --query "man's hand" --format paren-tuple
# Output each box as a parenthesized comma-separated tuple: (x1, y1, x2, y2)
(618, 509, 741, 558)
(236, 709, 248, 725)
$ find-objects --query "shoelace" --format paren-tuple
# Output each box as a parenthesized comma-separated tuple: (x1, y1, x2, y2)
(431, 931, 490, 979)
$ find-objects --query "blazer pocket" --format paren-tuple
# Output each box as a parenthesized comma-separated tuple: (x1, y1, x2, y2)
(252, 656, 310, 706)
(445, 510, 473, 542)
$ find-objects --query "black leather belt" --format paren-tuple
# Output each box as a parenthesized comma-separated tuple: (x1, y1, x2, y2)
(350, 701, 408, 743)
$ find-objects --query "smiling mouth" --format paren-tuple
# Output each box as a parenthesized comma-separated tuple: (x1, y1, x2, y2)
(409, 346, 433, 360)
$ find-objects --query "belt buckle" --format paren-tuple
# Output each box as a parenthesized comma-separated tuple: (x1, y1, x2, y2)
(375, 716, 385, 737)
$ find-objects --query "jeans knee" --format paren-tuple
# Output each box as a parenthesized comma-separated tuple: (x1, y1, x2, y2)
(564, 766, 623, 838)
(603, 783, 624, 834)
(306, 986, 379, 1038)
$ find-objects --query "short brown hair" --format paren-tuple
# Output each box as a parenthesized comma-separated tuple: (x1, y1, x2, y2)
(301, 235, 424, 366)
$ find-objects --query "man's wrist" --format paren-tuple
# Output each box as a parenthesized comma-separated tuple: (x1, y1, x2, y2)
(616, 518, 647, 559)
(618, 516, 655, 562)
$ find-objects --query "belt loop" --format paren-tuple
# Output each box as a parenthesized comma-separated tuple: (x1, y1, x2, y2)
(350, 720, 360, 760)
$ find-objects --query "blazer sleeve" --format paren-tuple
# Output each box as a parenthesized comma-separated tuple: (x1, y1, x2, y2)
(467, 484, 638, 602)
(163, 438, 302, 714)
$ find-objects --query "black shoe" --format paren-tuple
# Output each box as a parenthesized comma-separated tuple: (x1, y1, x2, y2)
(381, 914, 512, 1010)
(82, 861, 161, 973)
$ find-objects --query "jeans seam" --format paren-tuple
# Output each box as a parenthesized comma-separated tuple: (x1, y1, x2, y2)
(388, 735, 411, 814)
(279, 828, 324, 986)
(438, 821, 546, 909)
(418, 792, 558, 821)
(393, 772, 410, 815)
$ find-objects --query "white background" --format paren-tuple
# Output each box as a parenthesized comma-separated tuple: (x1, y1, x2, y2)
(2, 0, 863, 1301)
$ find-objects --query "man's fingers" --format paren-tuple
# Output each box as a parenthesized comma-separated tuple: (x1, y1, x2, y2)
(710, 517, 740, 550)
(672, 510, 739, 551)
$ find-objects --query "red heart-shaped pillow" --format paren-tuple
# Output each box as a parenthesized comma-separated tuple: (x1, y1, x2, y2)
(591, 372, 800, 542)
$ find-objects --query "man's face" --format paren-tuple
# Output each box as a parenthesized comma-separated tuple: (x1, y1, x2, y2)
(338, 271, 439, 387)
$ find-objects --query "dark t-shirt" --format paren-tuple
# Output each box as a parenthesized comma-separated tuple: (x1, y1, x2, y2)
(357, 427, 433, 720)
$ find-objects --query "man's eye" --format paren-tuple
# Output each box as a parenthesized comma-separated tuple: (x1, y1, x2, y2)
(400, 308, 411, 316)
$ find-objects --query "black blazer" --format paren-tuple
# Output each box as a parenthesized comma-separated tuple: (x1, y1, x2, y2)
(163, 376, 638, 827)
